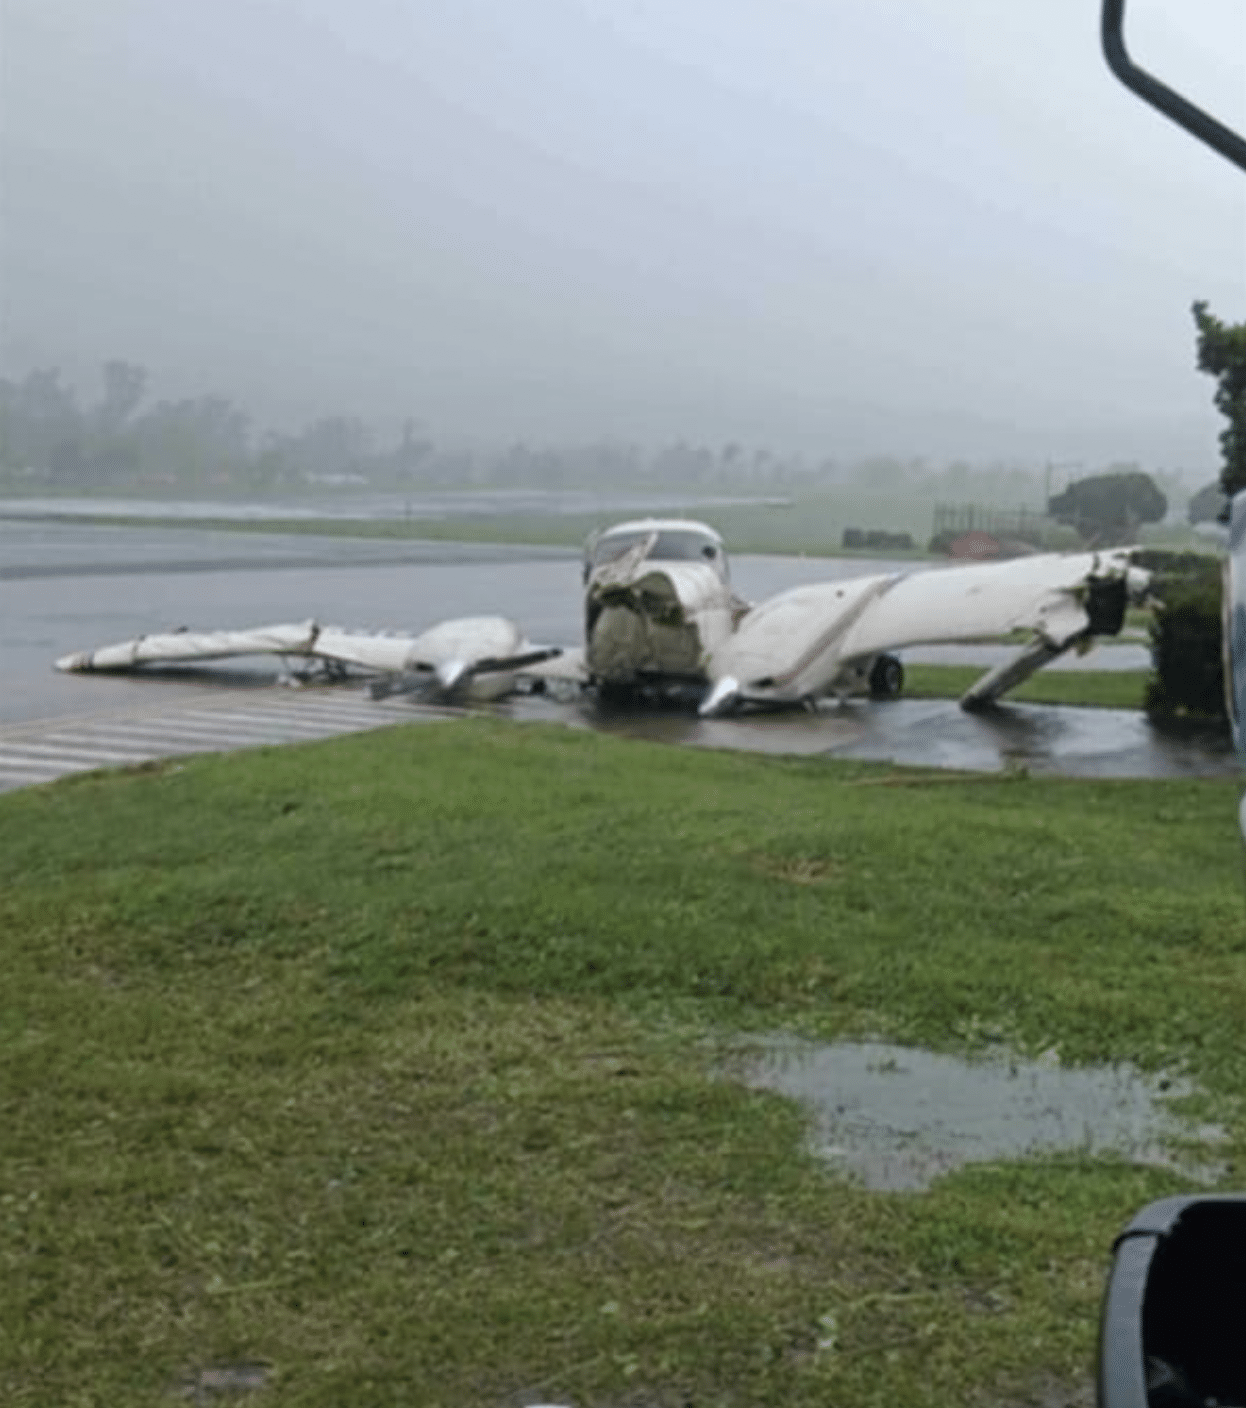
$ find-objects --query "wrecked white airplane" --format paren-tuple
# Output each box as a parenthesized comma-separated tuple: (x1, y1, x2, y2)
(55, 517, 1149, 713)
(581, 518, 1148, 714)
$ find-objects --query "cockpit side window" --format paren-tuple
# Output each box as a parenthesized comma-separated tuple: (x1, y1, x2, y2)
(590, 531, 648, 567)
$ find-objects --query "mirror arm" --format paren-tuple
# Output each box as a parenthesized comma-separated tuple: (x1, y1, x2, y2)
(1101, 0, 1246, 174)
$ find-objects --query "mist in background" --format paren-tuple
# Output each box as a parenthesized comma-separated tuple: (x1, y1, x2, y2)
(3, 0, 1244, 474)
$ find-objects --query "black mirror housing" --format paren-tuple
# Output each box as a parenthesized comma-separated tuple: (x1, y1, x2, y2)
(1098, 1195, 1246, 1406)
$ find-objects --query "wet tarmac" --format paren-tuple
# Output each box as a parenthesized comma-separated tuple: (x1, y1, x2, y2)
(727, 1036, 1224, 1191)
(2, 516, 1236, 780)
(512, 692, 1237, 778)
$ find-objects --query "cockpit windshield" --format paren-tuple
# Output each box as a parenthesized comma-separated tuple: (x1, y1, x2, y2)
(589, 528, 728, 581)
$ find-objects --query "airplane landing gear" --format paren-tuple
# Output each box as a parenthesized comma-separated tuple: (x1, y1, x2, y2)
(869, 653, 904, 698)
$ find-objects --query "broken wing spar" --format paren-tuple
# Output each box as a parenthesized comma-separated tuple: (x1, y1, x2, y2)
(55, 616, 564, 703)
(701, 548, 1149, 715)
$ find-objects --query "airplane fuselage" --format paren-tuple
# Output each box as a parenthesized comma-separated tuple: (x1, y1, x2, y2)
(583, 520, 740, 688)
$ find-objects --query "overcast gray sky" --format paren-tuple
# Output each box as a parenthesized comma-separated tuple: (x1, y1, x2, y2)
(2, 0, 1243, 470)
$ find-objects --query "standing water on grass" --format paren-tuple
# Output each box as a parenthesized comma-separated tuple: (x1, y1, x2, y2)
(728, 1037, 1224, 1191)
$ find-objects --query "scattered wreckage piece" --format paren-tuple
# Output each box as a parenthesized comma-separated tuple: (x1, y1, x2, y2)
(55, 616, 562, 704)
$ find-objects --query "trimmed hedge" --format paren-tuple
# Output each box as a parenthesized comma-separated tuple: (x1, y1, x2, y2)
(1143, 554, 1226, 720)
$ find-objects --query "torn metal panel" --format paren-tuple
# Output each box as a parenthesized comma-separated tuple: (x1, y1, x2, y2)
(587, 562, 735, 684)
(583, 520, 739, 686)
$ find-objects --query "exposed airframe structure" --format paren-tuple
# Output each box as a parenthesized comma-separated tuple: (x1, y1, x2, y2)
(55, 518, 1149, 713)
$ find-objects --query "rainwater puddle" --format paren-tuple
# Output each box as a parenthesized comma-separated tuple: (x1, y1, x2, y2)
(729, 1037, 1224, 1191)
(174, 1363, 270, 1403)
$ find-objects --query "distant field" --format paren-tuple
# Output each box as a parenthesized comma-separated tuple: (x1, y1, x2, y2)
(9, 503, 923, 558)
(7, 488, 1217, 560)
(2, 720, 1241, 1406)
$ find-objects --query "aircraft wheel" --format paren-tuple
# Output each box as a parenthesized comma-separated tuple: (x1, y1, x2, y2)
(595, 681, 637, 708)
(868, 653, 904, 698)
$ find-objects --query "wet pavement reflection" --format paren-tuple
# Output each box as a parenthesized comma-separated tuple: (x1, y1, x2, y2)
(507, 692, 1236, 778)
(726, 1036, 1224, 1191)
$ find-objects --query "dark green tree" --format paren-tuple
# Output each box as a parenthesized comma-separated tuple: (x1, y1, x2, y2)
(1192, 300, 1246, 496)
(1046, 467, 1167, 544)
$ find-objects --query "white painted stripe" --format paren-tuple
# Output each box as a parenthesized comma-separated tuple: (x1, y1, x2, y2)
(74, 718, 334, 746)
(28, 731, 179, 756)
(0, 741, 160, 764)
(0, 694, 462, 792)
(171, 708, 386, 734)
(0, 754, 82, 774)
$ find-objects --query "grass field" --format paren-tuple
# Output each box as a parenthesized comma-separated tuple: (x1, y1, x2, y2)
(2, 721, 1242, 1406)
(13, 489, 1216, 561)
(904, 665, 1149, 710)
(11, 502, 919, 559)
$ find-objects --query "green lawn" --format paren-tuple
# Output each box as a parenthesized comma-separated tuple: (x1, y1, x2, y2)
(2, 722, 1242, 1406)
(904, 664, 1149, 710)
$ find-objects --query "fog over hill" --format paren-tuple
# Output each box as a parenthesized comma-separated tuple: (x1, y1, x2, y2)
(2, 1, 1243, 472)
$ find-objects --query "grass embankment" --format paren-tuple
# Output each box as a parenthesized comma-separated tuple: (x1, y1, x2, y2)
(3, 723, 1243, 1406)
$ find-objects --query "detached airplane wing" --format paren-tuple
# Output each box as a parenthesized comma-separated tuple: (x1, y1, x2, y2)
(56, 616, 562, 702)
(55, 621, 324, 672)
(702, 548, 1147, 714)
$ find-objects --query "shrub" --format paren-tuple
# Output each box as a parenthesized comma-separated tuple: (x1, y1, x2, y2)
(1145, 558, 1226, 720)
(1048, 469, 1167, 544)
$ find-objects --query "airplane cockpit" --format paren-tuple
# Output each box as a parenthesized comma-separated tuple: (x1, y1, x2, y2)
(583, 520, 730, 585)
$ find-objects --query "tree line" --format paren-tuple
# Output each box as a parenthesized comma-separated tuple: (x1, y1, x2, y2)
(0, 359, 1194, 504)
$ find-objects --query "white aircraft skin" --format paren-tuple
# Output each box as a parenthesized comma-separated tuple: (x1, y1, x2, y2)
(582, 520, 743, 688)
(54, 516, 1148, 714)
(703, 547, 1146, 714)
(56, 615, 557, 703)
(580, 518, 1148, 715)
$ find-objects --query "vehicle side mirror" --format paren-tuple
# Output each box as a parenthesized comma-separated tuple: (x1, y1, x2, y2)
(1098, 1195, 1246, 1406)
(1225, 493, 1246, 761)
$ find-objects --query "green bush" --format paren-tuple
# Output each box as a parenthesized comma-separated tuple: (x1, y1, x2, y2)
(1145, 559, 1225, 719)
